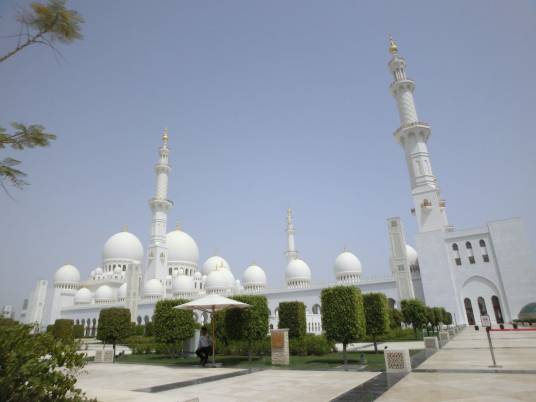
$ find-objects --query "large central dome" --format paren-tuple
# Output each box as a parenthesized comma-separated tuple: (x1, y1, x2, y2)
(166, 229, 199, 263)
(102, 231, 144, 262)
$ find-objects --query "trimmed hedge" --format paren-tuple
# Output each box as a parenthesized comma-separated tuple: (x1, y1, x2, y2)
(278, 301, 306, 339)
(153, 299, 195, 356)
(363, 293, 390, 353)
(289, 334, 335, 356)
(73, 324, 84, 339)
(52, 319, 74, 341)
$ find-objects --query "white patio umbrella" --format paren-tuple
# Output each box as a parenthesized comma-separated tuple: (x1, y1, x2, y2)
(175, 294, 250, 366)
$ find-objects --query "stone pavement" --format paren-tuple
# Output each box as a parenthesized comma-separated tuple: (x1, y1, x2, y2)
(377, 326, 536, 402)
(340, 340, 424, 352)
(77, 363, 378, 402)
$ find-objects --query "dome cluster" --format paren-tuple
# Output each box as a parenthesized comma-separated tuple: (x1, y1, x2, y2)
(56, 217, 420, 307)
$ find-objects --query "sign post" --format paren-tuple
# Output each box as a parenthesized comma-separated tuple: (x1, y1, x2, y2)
(481, 315, 501, 368)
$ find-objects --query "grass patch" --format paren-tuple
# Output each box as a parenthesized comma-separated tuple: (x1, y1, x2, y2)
(115, 350, 413, 371)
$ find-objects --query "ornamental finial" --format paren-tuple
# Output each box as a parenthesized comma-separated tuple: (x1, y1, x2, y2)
(175, 222, 180, 230)
(162, 128, 169, 145)
(388, 34, 398, 55)
(123, 224, 128, 232)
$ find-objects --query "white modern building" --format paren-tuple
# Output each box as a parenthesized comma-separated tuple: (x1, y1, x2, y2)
(18, 38, 535, 333)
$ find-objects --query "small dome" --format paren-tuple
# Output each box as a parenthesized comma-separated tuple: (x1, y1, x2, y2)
(194, 271, 202, 280)
(333, 251, 362, 278)
(166, 230, 199, 263)
(406, 245, 418, 266)
(223, 269, 235, 287)
(103, 231, 144, 262)
(90, 269, 96, 277)
(285, 259, 311, 281)
(172, 274, 195, 295)
(205, 269, 229, 291)
(243, 264, 267, 286)
(144, 279, 164, 297)
(54, 264, 80, 284)
(202, 256, 230, 276)
(519, 303, 536, 320)
(95, 285, 113, 302)
(118, 283, 127, 299)
(95, 267, 103, 275)
(74, 287, 92, 304)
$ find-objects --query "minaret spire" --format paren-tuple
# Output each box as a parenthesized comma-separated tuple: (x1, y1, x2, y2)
(146, 128, 173, 279)
(285, 208, 298, 261)
(388, 38, 449, 232)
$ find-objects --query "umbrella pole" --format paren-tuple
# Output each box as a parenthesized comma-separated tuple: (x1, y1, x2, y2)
(212, 305, 216, 366)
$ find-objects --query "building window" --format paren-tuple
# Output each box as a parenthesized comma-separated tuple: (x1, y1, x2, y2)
(169, 268, 172, 275)
(464, 298, 475, 325)
(477, 297, 487, 316)
(466, 242, 475, 264)
(479, 239, 490, 263)
(312, 304, 321, 314)
(491, 296, 503, 324)
(452, 243, 461, 266)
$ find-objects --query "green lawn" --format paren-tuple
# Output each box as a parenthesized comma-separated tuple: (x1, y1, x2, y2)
(115, 351, 399, 371)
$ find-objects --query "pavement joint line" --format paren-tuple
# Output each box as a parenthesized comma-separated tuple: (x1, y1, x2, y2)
(133, 368, 260, 393)
(413, 368, 536, 374)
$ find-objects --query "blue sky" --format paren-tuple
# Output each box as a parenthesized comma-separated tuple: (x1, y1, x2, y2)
(1, 0, 535, 311)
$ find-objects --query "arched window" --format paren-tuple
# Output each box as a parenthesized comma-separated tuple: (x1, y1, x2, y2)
(479, 239, 490, 262)
(269, 324, 274, 330)
(466, 242, 475, 264)
(388, 298, 396, 309)
(76, 319, 80, 325)
(452, 243, 461, 266)
(274, 308, 279, 317)
(464, 298, 475, 325)
(491, 296, 503, 324)
(169, 268, 172, 275)
(144, 315, 150, 324)
(477, 297, 487, 316)
(137, 316, 142, 325)
(312, 304, 321, 314)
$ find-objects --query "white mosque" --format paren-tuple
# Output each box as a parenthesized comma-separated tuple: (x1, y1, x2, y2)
(20, 38, 536, 335)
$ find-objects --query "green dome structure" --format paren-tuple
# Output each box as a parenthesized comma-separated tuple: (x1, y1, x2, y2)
(518, 303, 536, 321)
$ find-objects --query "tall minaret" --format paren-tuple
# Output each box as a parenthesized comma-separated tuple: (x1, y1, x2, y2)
(146, 129, 173, 280)
(388, 36, 449, 233)
(285, 208, 298, 261)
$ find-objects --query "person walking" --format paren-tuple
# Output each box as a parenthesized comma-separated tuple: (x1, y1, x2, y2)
(196, 327, 211, 367)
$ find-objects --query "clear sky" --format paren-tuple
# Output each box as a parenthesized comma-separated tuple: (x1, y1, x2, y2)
(1, 0, 535, 313)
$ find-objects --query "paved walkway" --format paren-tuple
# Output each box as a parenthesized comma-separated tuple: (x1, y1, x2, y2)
(377, 327, 536, 402)
(340, 340, 424, 352)
(77, 363, 378, 402)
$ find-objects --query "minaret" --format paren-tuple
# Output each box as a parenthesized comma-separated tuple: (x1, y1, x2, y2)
(146, 129, 173, 280)
(388, 36, 449, 233)
(285, 208, 298, 261)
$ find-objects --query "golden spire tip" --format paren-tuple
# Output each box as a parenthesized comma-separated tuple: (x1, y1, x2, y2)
(388, 34, 398, 55)
(162, 127, 169, 144)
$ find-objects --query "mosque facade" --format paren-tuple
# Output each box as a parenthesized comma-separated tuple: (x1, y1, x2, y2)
(19, 39, 535, 333)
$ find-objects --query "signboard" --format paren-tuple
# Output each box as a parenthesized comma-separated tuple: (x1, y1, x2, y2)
(271, 331, 284, 348)
(481, 315, 491, 327)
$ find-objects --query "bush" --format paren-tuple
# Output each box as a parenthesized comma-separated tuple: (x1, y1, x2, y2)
(321, 286, 366, 367)
(363, 293, 390, 353)
(144, 321, 154, 337)
(389, 308, 403, 329)
(278, 301, 306, 339)
(125, 336, 161, 354)
(130, 323, 145, 336)
(97, 308, 132, 357)
(225, 295, 270, 362)
(153, 299, 195, 356)
(0, 320, 96, 401)
(73, 324, 84, 339)
(289, 334, 334, 356)
(401, 299, 427, 337)
(52, 319, 74, 341)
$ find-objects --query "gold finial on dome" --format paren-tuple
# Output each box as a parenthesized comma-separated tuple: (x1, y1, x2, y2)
(162, 127, 169, 145)
(123, 224, 129, 232)
(175, 222, 180, 230)
(388, 34, 398, 55)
